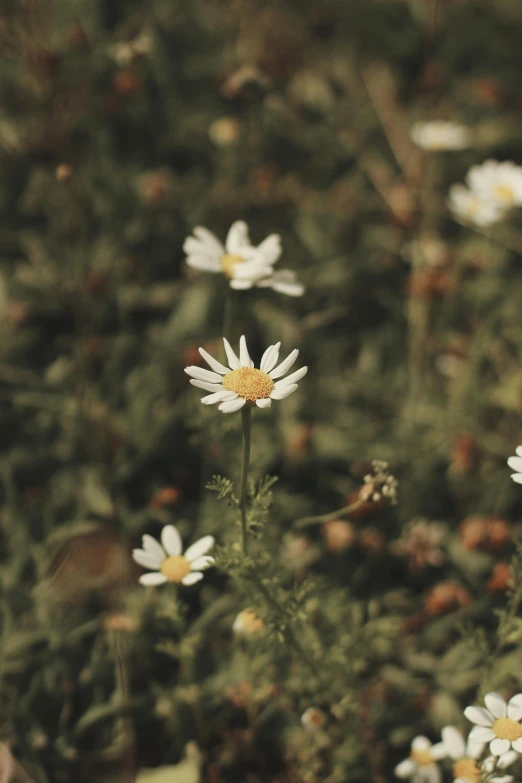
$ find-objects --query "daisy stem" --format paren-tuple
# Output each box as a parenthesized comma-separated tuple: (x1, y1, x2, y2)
(239, 406, 252, 554)
(294, 498, 366, 529)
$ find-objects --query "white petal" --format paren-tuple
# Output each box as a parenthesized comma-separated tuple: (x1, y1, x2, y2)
(230, 278, 254, 290)
(161, 525, 182, 557)
(181, 571, 204, 586)
(183, 236, 221, 258)
(223, 338, 241, 370)
(142, 535, 165, 562)
(508, 695, 522, 720)
(516, 446, 522, 458)
(201, 391, 238, 405)
(498, 750, 518, 768)
(190, 555, 215, 570)
(256, 234, 282, 265)
(490, 738, 511, 756)
(425, 766, 441, 783)
(132, 549, 162, 570)
(273, 366, 308, 388)
(219, 397, 246, 413)
(225, 221, 250, 254)
(269, 349, 299, 379)
(490, 776, 514, 783)
(256, 398, 272, 408)
(184, 366, 223, 383)
(468, 727, 495, 744)
(239, 335, 253, 368)
(185, 535, 215, 562)
(394, 759, 415, 778)
(511, 474, 522, 484)
(232, 260, 273, 280)
(507, 456, 522, 472)
(464, 706, 494, 727)
(270, 384, 298, 400)
(198, 348, 230, 375)
(185, 254, 221, 272)
(193, 226, 224, 255)
(511, 737, 522, 753)
(139, 572, 167, 586)
(485, 693, 507, 719)
(260, 343, 281, 373)
(268, 278, 305, 297)
(441, 727, 465, 760)
(189, 379, 223, 393)
(467, 737, 485, 759)
(412, 737, 431, 751)
(430, 742, 446, 760)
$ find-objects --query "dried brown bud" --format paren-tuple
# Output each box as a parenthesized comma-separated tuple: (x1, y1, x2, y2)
(425, 581, 472, 615)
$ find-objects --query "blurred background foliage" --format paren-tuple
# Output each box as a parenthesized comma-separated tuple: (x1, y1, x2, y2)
(2, 0, 522, 781)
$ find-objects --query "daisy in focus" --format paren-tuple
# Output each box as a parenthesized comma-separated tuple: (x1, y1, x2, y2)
(410, 121, 471, 151)
(466, 160, 522, 211)
(448, 184, 505, 227)
(132, 525, 215, 586)
(394, 736, 446, 783)
(441, 725, 517, 783)
(185, 335, 307, 413)
(465, 692, 522, 756)
(183, 221, 304, 296)
(507, 446, 522, 484)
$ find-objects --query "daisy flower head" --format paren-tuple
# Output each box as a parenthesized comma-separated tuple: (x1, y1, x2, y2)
(132, 525, 215, 587)
(184, 335, 307, 413)
(442, 725, 516, 783)
(410, 121, 471, 151)
(233, 608, 264, 636)
(507, 446, 522, 484)
(467, 160, 522, 211)
(395, 736, 446, 783)
(465, 692, 522, 757)
(183, 221, 304, 296)
(448, 184, 505, 227)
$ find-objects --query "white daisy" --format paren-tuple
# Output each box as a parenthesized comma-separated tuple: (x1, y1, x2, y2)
(184, 335, 307, 413)
(183, 221, 304, 297)
(301, 707, 326, 730)
(507, 446, 522, 484)
(464, 692, 522, 756)
(132, 525, 214, 587)
(467, 160, 522, 210)
(448, 184, 505, 227)
(410, 121, 471, 151)
(442, 725, 517, 783)
(395, 736, 446, 783)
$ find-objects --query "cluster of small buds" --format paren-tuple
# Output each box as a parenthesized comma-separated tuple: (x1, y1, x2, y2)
(359, 460, 398, 505)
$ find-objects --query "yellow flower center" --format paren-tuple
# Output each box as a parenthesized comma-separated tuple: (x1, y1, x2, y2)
(494, 184, 515, 205)
(237, 609, 264, 634)
(220, 253, 245, 278)
(159, 555, 191, 583)
(493, 717, 522, 741)
(453, 759, 479, 783)
(410, 750, 433, 767)
(222, 367, 274, 401)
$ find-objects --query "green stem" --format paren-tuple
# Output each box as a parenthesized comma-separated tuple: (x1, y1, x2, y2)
(294, 498, 365, 529)
(239, 406, 252, 554)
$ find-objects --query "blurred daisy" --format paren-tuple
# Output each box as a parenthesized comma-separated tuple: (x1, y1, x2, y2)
(132, 525, 214, 586)
(467, 160, 522, 210)
(507, 446, 522, 484)
(410, 121, 471, 151)
(395, 736, 446, 782)
(442, 725, 516, 783)
(233, 608, 264, 635)
(465, 692, 522, 756)
(301, 707, 326, 730)
(183, 221, 304, 296)
(185, 335, 307, 413)
(448, 184, 505, 227)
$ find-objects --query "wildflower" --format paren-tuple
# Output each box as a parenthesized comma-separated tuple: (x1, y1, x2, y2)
(448, 184, 505, 227)
(392, 519, 446, 571)
(467, 160, 522, 210)
(465, 692, 522, 756)
(359, 460, 398, 505)
(132, 525, 214, 586)
(410, 121, 471, 151)
(185, 335, 307, 413)
(487, 563, 512, 595)
(301, 707, 326, 730)
(395, 736, 446, 782)
(425, 581, 472, 615)
(459, 515, 511, 551)
(209, 117, 241, 146)
(183, 221, 304, 296)
(233, 609, 264, 636)
(442, 725, 516, 783)
(507, 446, 522, 484)
(322, 520, 356, 554)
